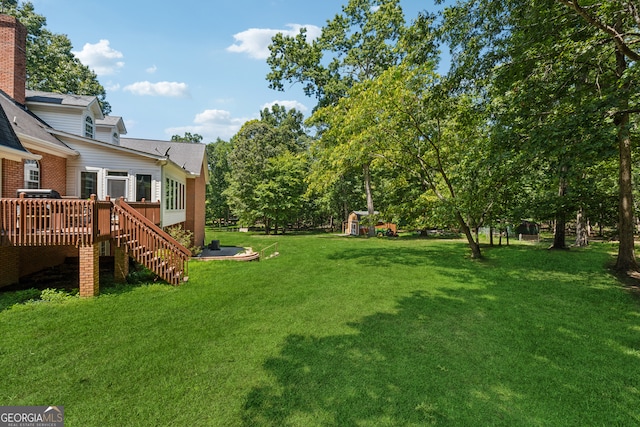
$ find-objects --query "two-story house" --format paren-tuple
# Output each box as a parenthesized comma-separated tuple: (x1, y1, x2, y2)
(0, 14, 207, 296)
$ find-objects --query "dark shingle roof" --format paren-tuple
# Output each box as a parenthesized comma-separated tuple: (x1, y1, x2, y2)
(120, 138, 206, 176)
(0, 96, 29, 153)
(0, 91, 74, 152)
(25, 90, 104, 119)
(25, 90, 94, 107)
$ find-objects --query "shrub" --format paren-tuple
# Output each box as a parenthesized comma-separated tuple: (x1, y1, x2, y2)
(166, 225, 202, 256)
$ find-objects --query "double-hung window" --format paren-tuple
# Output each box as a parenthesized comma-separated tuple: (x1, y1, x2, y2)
(24, 160, 40, 189)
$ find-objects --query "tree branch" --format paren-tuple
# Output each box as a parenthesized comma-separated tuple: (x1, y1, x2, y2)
(557, 0, 640, 61)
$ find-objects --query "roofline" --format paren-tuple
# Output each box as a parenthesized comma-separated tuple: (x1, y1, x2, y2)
(17, 132, 79, 157)
(0, 145, 41, 162)
(26, 99, 105, 120)
(49, 128, 167, 160)
(52, 130, 198, 178)
(120, 137, 207, 177)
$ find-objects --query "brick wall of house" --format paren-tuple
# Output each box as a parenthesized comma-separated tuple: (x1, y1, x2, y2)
(2, 158, 23, 197)
(1, 153, 67, 197)
(185, 164, 206, 248)
(114, 245, 129, 283)
(0, 14, 26, 104)
(31, 150, 67, 195)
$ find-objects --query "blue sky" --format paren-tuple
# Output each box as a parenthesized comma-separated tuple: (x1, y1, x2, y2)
(29, 0, 437, 143)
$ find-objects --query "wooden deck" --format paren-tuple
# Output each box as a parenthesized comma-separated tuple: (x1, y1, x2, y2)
(0, 195, 188, 287)
(0, 195, 160, 247)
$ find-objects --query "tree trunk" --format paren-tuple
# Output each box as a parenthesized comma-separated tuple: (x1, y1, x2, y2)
(551, 174, 567, 249)
(613, 45, 639, 271)
(363, 162, 376, 237)
(455, 210, 482, 258)
(489, 226, 494, 246)
(575, 207, 589, 247)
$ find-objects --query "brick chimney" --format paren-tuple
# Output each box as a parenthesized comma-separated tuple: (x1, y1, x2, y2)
(0, 14, 26, 104)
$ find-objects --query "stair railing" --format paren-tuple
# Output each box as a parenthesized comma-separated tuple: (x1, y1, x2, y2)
(112, 198, 191, 285)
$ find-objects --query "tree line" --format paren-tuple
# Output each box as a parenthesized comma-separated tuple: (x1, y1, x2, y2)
(208, 0, 638, 271)
(13, 0, 638, 269)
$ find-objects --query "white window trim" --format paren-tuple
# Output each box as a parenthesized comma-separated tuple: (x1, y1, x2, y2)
(106, 170, 130, 201)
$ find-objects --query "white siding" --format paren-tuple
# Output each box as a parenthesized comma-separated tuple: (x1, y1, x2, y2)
(61, 137, 162, 203)
(95, 127, 119, 144)
(27, 105, 85, 136)
(161, 162, 187, 227)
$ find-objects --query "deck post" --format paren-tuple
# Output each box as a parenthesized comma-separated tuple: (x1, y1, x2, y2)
(79, 244, 99, 297)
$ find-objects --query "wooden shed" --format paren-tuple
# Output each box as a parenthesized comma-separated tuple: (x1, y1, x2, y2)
(343, 211, 397, 236)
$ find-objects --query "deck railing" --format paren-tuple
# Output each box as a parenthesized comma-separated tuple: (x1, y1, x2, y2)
(1, 195, 190, 285)
(112, 198, 191, 285)
(126, 199, 161, 225)
(0, 195, 112, 246)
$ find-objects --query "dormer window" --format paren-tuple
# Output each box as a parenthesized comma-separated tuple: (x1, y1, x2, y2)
(112, 132, 119, 144)
(84, 116, 94, 138)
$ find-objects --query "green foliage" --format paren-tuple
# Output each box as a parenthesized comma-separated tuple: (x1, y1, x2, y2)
(0, 288, 40, 311)
(206, 138, 232, 225)
(267, 0, 409, 109)
(224, 107, 310, 233)
(438, 0, 639, 257)
(166, 224, 202, 256)
(170, 132, 204, 143)
(310, 60, 502, 257)
(37, 287, 77, 303)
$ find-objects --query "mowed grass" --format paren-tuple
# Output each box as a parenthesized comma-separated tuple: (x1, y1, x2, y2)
(0, 231, 639, 426)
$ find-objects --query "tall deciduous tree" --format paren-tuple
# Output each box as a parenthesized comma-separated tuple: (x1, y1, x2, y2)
(224, 107, 310, 234)
(267, 0, 415, 230)
(206, 138, 232, 226)
(267, 0, 408, 108)
(555, 0, 640, 270)
(170, 132, 204, 143)
(313, 62, 504, 258)
(441, 0, 637, 264)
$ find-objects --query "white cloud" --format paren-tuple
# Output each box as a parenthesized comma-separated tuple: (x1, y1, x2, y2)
(123, 81, 190, 97)
(261, 100, 308, 113)
(105, 82, 120, 92)
(73, 39, 124, 76)
(124, 119, 137, 132)
(166, 109, 250, 141)
(227, 24, 321, 60)
(146, 65, 157, 74)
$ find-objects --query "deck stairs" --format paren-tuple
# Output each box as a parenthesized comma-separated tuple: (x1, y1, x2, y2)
(111, 200, 191, 285)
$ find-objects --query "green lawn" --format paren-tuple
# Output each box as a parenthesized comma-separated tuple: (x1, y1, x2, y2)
(1, 232, 639, 426)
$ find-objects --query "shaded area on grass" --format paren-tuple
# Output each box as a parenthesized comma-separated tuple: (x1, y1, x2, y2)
(243, 244, 640, 426)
